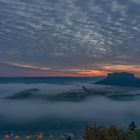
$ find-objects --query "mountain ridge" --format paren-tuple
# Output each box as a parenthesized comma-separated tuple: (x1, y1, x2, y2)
(95, 72, 140, 88)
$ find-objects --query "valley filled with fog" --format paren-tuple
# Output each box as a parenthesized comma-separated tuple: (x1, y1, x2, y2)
(0, 79, 140, 133)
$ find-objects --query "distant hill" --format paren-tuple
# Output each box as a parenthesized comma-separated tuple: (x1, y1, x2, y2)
(0, 77, 101, 84)
(95, 72, 140, 88)
(6, 88, 39, 99)
(6, 84, 140, 102)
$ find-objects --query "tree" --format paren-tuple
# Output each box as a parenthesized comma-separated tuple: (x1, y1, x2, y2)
(128, 121, 137, 131)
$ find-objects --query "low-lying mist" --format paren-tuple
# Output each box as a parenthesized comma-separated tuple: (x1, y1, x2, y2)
(0, 83, 140, 128)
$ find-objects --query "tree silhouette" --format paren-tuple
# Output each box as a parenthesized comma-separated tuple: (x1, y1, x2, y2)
(128, 121, 137, 131)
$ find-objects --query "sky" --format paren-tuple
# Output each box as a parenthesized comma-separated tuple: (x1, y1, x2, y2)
(0, 0, 140, 77)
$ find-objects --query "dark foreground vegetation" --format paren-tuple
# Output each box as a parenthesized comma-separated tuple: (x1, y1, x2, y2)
(1, 122, 140, 140)
(83, 121, 140, 140)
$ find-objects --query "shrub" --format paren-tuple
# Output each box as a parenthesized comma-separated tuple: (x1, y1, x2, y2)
(83, 125, 133, 140)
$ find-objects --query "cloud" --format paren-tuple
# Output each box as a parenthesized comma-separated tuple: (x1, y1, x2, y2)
(0, 0, 139, 76)
(131, 0, 140, 4)
(1, 62, 140, 77)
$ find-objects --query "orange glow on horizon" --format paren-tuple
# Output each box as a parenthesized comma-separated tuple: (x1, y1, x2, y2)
(101, 65, 140, 77)
(77, 70, 108, 76)
(2, 62, 140, 77)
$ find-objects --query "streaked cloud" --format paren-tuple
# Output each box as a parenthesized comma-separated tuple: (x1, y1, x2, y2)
(0, 0, 139, 76)
(1, 62, 140, 77)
